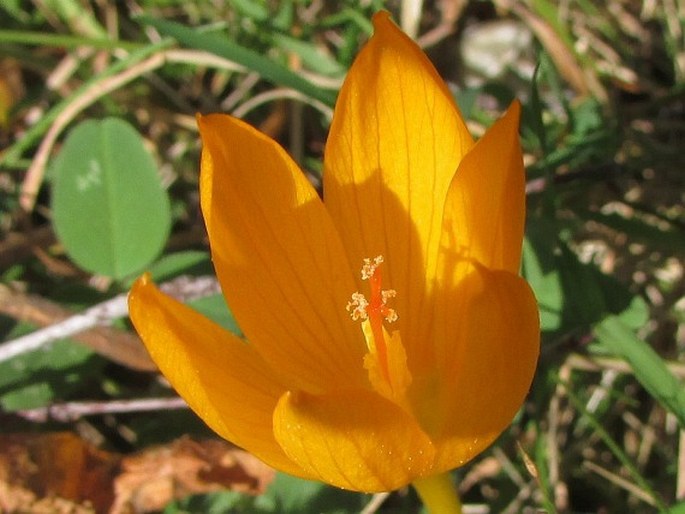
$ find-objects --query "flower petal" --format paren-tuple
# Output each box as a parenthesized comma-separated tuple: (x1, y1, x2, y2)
(441, 100, 526, 274)
(323, 11, 474, 356)
(425, 264, 539, 471)
(198, 114, 366, 394)
(415, 102, 529, 385)
(128, 274, 312, 479)
(273, 388, 436, 492)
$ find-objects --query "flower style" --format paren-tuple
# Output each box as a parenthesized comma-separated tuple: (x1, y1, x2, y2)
(129, 11, 539, 493)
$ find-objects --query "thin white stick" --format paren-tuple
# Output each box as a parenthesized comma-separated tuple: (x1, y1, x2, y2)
(16, 396, 189, 423)
(401, 0, 423, 39)
(19, 48, 247, 212)
(359, 493, 390, 514)
(231, 87, 333, 120)
(0, 275, 220, 364)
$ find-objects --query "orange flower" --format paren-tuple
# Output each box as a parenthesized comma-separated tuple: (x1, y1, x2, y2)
(129, 11, 539, 494)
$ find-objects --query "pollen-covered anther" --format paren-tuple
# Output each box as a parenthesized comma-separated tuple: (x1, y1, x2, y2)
(380, 290, 398, 322)
(346, 292, 369, 321)
(381, 289, 396, 301)
(347, 256, 398, 324)
(361, 255, 384, 280)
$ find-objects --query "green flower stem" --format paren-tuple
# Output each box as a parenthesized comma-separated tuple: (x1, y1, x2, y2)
(412, 473, 463, 514)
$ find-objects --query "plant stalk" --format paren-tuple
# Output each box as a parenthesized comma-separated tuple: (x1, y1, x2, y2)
(412, 472, 462, 514)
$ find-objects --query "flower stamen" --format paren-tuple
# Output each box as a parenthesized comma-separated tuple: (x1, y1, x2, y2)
(346, 256, 398, 325)
(346, 292, 369, 321)
(346, 256, 398, 384)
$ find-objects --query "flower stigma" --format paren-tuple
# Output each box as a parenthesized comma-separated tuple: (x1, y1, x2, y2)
(346, 256, 398, 383)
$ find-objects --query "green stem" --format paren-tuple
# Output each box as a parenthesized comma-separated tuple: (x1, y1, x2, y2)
(412, 473, 462, 514)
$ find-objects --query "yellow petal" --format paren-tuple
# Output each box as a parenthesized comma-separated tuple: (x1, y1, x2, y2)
(441, 100, 526, 274)
(323, 11, 474, 359)
(415, 102, 527, 378)
(424, 264, 539, 471)
(273, 388, 436, 492)
(128, 274, 313, 479)
(198, 114, 366, 394)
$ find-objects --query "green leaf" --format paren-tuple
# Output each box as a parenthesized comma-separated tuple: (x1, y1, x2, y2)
(139, 250, 213, 284)
(0, 0, 31, 23)
(583, 210, 685, 254)
(594, 316, 685, 427)
(136, 16, 336, 107)
(271, 1, 294, 31)
(254, 473, 367, 513)
(523, 220, 640, 338)
(0, 338, 99, 411)
(51, 118, 171, 280)
(521, 236, 564, 332)
(228, 0, 269, 22)
(556, 243, 609, 326)
(271, 33, 344, 76)
(189, 294, 242, 337)
(453, 87, 479, 119)
(165, 473, 366, 513)
(528, 61, 549, 158)
(668, 501, 685, 514)
(165, 490, 249, 513)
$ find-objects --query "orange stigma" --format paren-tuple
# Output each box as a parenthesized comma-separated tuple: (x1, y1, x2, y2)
(346, 256, 397, 381)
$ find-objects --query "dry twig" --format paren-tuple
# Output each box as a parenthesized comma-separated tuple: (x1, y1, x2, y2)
(15, 397, 188, 423)
(0, 275, 220, 366)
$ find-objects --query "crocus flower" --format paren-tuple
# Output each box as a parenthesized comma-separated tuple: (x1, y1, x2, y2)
(129, 10, 539, 501)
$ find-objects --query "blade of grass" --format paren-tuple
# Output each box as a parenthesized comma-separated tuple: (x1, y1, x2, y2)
(43, 0, 107, 39)
(0, 30, 141, 51)
(0, 39, 172, 168)
(564, 381, 667, 510)
(595, 315, 685, 428)
(533, 431, 558, 513)
(136, 16, 337, 107)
